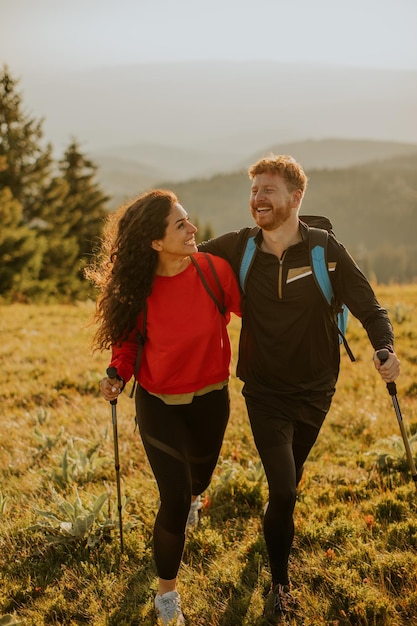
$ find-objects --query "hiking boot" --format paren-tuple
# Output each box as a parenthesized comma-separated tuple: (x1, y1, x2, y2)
(263, 583, 294, 624)
(186, 495, 202, 529)
(154, 590, 185, 625)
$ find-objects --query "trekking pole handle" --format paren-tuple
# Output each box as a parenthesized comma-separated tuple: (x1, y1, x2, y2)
(376, 349, 397, 396)
(106, 366, 119, 406)
(106, 366, 118, 382)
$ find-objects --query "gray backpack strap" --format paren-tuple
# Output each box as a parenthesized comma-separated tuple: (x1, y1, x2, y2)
(129, 304, 147, 398)
(190, 253, 226, 315)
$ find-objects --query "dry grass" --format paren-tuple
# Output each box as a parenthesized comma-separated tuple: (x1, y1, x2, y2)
(0, 285, 416, 625)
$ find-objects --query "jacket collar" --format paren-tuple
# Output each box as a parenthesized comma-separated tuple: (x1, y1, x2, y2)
(253, 220, 309, 245)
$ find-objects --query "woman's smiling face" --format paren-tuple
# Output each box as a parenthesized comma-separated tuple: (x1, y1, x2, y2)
(152, 202, 198, 257)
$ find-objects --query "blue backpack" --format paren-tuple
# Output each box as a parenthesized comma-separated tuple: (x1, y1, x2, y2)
(239, 215, 355, 362)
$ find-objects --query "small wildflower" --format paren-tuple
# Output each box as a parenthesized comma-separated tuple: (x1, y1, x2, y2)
(231, 446, 240, 461)
(365, 514, 375, 529)
(325, 548, 335, 559)
(202, 495, 211, 510)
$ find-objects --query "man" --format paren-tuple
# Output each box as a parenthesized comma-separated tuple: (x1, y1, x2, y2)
(199, 154, 400, 624)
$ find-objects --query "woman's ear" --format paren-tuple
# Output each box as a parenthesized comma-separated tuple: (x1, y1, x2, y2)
(151, 240, 162, 252)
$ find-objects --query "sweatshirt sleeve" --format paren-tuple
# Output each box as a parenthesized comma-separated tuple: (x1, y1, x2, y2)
(210, 254, 242, 318)
(333, 241, 394, 352)
(198, 229, 250, 276)
(109, 326, 142, 383)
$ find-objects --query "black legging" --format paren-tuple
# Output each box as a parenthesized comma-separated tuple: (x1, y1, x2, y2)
(260, 442, 312, 585)
(136, 385, 230, 580)
(244, 386, 333, 586)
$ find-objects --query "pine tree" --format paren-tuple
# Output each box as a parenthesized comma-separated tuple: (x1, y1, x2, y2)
(0, 67, 57, 299)
(0, 67, 110, 300)
(200, 223, 215, 243)
(193, 217, 215, 244)
(0, 186, 44, 299)
(0, 66, 56, 224)
(58, 140, 109, 258)
(53, 140, 110, 297)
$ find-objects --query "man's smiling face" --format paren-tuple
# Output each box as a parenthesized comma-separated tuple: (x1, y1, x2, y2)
(249, 172, 296, 230)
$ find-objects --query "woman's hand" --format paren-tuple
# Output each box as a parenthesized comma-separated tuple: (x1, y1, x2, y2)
(100, 376, 124, 401)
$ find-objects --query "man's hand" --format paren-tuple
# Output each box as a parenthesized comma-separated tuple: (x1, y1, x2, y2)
(374, 350, 400, 383)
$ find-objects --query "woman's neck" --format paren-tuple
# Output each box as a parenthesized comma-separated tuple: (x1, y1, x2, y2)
(155, 255, 191, 277)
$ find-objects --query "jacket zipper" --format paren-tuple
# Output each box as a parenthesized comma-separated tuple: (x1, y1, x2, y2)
(278, 250, 287, 299)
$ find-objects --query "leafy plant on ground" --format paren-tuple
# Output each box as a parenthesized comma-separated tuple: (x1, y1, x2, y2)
(30, 489, 110, 547)
(33, 425, 64, 458)
(0, 492, 8, 516)
(0, 294, 416, 625)
(48, 438, 111, 487)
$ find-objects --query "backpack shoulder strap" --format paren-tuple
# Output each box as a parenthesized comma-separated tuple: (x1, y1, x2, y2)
(239, 228, 259, 292)
(129, 304, 147, 398)
(308, 226, 355, 362)
(301, 214, 334, 233)
(190, 253, 226, 315)
(309, 227, 332, 305)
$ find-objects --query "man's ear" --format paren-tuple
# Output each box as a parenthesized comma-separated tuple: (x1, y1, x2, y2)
(151, 240, 162, 251)
(292, 188, 304, 207)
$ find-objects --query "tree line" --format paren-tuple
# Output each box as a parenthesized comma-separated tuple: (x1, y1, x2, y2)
(0, 66, 113, 302)
(1, 65, 415, 304)
(167, 157, 417, 285)
(0, 67, 215, 303)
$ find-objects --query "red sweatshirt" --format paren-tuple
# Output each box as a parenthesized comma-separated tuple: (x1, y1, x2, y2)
(110, 253, 241, 395)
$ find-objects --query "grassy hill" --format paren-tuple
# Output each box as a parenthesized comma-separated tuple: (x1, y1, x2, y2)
(240, 138, 417, 171)
(92, 140, 417, 282)
(162, 152, 417, 239)
(96, 139, 417, 210)
(163, 152, 417, 282)
(0, 290, 416, 624)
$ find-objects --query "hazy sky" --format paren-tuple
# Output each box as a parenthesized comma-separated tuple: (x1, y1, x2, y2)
(2, 0, 417, 73)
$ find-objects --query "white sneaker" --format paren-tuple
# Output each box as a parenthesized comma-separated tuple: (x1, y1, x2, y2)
(186, 495, 202, 529)
(154, 590, 185, 625)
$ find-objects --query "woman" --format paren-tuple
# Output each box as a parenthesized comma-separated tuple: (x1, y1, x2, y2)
(86, 189, 241, 625)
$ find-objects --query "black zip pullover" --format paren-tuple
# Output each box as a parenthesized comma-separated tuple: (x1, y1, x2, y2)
(200, 220, 394, 394)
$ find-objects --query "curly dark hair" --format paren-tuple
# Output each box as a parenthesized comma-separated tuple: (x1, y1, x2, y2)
(85, 189, 177, 350)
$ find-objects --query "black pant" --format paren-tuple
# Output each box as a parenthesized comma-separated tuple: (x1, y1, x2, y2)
(136, 385, 230, 580)
(243, 384, 334, 585)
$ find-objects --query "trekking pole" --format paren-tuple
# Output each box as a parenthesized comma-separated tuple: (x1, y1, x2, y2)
(377, 349, 417, 491)
(106, 366, 124, 552)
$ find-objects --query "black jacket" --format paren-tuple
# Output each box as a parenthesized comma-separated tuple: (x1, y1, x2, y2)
(199, 220, 394, 394)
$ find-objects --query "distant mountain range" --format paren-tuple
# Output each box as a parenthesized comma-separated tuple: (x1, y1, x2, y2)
(89, 138, 417, 209)
(94, 134, 415, 193)
(15, 60, 417, 271)
(19, 60, 417, 169)
(160, 149, 417, 270)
